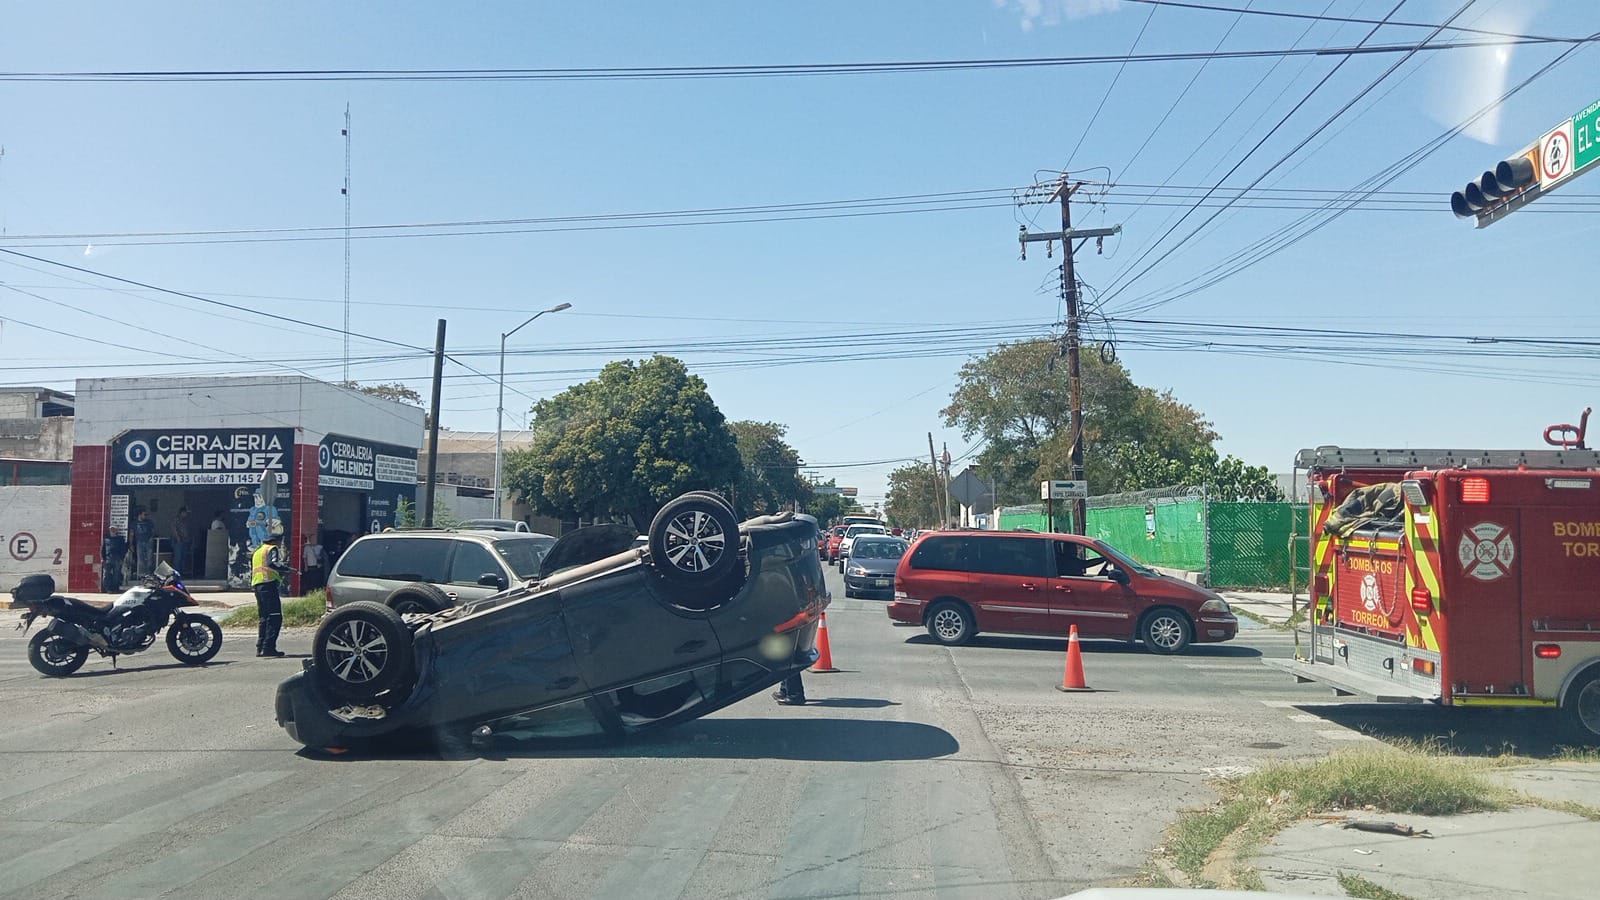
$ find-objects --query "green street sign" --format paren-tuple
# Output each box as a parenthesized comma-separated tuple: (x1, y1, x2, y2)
(1575, 98, 1600, 173)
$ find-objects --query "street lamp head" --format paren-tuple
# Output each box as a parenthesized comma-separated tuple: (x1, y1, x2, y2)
(548, 302, 572, 313)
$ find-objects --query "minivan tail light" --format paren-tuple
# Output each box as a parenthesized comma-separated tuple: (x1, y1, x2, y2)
(1461, 477, 1491, 504)
(324, 587, 335, 612)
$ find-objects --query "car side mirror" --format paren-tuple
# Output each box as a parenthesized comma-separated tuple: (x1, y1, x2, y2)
(1108, 567, 1131, 586)
(479, 572, 509, 590)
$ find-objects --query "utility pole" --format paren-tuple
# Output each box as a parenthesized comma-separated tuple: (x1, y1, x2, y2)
(341, 105, 352, 383)
(422, 319, 446, 527)
(1019, 174, 1122, 536)
(927, 433, 943, 529)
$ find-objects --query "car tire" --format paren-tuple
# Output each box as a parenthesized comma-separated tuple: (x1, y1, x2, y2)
(680, 491, 737, 516)
(166, 615, 223, 665)
(385, 582, 452, 615)
(1141, 608, 1193, 654)
(649, 494, 740, 584)
(27, 631, 88, 676)
(1562, 668, 1600, 744)
(926, 601, 975, 646)
(313, 601, 414, 704)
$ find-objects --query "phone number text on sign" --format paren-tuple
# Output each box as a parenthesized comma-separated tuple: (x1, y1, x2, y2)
(114, 472, 290, 486)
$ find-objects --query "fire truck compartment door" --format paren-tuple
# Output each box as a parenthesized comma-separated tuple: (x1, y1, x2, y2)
(1445, 512, 1524, 694)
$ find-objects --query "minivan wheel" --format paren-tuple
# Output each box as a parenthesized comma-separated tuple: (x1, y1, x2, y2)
(926, 601, 975, 646)
(1142, 609, 1192, 654)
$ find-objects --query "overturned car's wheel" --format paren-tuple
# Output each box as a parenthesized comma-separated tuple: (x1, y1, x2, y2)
(313, 601, 414, 703)
(649, 494, 740, 584)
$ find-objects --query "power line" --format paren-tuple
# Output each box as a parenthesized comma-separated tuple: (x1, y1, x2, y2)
(1120, 0, 1571, 42)
(0, 38, 1581, 84)
(1062, 0, 1159, 170)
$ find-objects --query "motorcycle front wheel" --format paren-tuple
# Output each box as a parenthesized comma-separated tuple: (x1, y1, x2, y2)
(28, 632, 89, 676)
(167, 617, 223, 665)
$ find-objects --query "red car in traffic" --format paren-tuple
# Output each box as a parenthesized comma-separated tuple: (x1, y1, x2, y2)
(826, 525, 847, 563)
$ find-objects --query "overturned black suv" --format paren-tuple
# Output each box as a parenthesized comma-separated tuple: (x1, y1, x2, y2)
(275, 493, 827, 752)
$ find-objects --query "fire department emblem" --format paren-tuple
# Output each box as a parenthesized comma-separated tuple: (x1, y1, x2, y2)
(1458, 522, 1515, 581)
(1359, 573, 1381, 612)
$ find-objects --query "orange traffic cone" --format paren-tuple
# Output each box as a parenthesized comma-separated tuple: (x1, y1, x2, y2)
(1056, 624, 1092, 692)
(810, 612, 839, 673)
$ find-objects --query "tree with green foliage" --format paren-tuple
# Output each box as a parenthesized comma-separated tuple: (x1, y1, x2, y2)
(802, 478, 852, 524)
(503, 356, 742, 527)
(884, 462, 942, 528)
(943, 339, 1278, 502)
(338, 381, 423, 406)
(728, 420, 808, 518)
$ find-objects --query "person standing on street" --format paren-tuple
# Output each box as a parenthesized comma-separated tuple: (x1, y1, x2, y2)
(772, 669, 807, 706)
(171, 507, 192, 576)
(251, 532, 293, 658)
(131, 510, 155, 577)
(100, 527, 128, 593)
(301, 534, 325, 592)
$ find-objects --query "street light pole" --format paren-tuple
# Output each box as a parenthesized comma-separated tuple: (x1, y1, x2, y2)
(496, 302, 572, 518)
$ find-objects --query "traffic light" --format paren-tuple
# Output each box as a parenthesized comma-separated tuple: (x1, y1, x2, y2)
(1451, 154, 1535, 219)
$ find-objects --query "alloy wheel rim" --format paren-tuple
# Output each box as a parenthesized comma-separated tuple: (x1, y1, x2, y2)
(1149, 616, 1182, 649)
(664, 510, 726, 573)
(325, 620, 389, 684)
(180, 624, 213, 654)
(933, 609, 964, 641)
(42, 636, 77, 666)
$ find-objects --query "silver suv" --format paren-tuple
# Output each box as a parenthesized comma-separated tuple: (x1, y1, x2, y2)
(325, 530, 556, 614)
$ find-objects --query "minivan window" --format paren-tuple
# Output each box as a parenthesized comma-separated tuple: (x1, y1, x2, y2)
(335, 536, 452, 582)
(908, 535, 974, 572)
(494, 536, 557, 580)
(978, 537, 1050, 578)
(449, 541, 502, 586)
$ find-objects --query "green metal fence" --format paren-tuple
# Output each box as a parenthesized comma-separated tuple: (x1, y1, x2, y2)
(1086, 501, 1208, 572)
(1207, 502, 1296, 589)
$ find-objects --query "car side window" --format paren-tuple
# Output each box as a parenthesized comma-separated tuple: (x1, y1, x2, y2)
(449, 542, 501, 586)
(1055, 540, 1110, 578)
(333, 539, 388, 577)
(378, 538, 452, 583)
(909, 536, 973, 572)
(977, 537, 1049, 578)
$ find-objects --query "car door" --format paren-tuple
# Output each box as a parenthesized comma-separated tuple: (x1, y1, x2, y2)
(444, 540, 507, 605)
(558, 563, 721, 694)
(969, 536, 1054, 635)
(1050, 538, 1136, 638)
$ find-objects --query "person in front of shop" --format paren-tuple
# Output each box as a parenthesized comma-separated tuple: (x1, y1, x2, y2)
(301, 533, 325, 592)
(101, 526, 128, 593)
(251, 531, 294, 658)
(171, 506, 192, 576)
(132, 510, 155, 577)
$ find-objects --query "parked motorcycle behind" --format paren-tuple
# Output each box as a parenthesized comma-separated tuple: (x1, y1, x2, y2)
(12, 563, 223, 676)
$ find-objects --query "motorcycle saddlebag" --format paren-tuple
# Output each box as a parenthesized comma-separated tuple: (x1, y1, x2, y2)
(11, 574, 56, 604)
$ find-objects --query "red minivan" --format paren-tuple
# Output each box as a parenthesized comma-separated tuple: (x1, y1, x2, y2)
(886, 531, 1237, 653)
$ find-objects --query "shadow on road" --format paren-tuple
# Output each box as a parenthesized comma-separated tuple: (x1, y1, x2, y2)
(64, 660, 237, 678)
(904, 633, 1262, 658)
(805, 697, 901, 709)
(316, 718, 961, 763)
(1293, 703, 1588, 759)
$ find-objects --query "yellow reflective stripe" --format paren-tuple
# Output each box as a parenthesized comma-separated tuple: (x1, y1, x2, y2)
(1452, 697, 1556, 707)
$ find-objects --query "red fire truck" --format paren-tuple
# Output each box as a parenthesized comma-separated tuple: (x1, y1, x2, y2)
(1269, 440, 1600, 742)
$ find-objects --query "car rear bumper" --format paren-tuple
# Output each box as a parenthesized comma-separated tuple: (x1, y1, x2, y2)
(843, 573, 896, 594)
(887, 599, 922, 625)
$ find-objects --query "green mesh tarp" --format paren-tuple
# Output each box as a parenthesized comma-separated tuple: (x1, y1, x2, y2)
(1207, 502, 1295, 589)
(1086, 501, 1207, 571)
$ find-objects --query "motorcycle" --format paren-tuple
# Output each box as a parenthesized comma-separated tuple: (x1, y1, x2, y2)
(12, 563, 223, 676)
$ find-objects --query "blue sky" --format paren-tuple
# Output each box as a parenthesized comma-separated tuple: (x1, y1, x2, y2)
(2, 1, 1597, 507)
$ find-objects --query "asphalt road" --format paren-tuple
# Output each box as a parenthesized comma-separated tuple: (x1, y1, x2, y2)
(0, 566, 1569, 900)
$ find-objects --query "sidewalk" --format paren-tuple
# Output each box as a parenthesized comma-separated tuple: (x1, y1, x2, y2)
(1254, 762, 1600, 899)
(1219, 589, 1302, 628)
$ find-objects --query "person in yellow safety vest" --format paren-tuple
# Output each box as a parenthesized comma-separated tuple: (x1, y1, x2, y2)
(251, 532, 293, 658)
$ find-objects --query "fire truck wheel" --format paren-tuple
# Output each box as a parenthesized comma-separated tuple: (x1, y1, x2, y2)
(1141, 608, 1192, 654)
(1563, 669, 1600, 743)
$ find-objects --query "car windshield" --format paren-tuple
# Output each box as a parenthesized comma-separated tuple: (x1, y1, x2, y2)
(851, 539, 906, 560)
(1093, 540, 1157, 577)
(492, 536, 557, 579)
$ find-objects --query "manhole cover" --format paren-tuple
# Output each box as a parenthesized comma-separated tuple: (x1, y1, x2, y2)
(1246, 741, 1287, 750)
